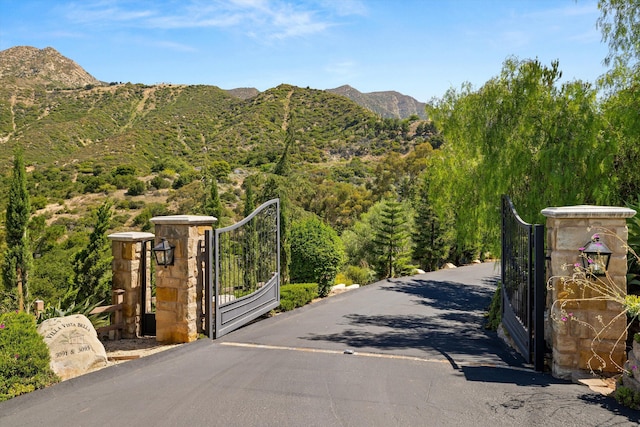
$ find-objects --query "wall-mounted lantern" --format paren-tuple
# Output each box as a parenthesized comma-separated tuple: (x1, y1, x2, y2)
(579, 234, 612, 276)
(152, 238, 175, 267)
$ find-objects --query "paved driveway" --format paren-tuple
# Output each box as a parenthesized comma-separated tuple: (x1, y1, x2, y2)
(1, 263, 639, 426)
(220, 262, 522, 368)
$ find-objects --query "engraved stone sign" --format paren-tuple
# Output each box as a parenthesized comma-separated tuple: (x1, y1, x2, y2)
(37, 314, 107, 380)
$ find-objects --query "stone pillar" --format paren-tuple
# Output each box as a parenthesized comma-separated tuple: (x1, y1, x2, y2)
(542, 205, 636, 379)
(108, 232, 155, 339)
(150, 215, 216, 344)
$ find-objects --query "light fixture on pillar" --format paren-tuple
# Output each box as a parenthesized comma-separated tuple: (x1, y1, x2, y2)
(579, 233, 612, 276)
(152, 238, 175, 267)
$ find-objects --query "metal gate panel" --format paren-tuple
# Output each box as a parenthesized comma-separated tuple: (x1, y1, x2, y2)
(501, 195, 545, 371)
(140, 239, 156, 336)
(217, 273, 280, 337)
(207, 199, 280, 339)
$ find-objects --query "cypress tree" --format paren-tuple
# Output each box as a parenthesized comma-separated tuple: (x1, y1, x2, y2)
(242, 180, 258, 291)
(2, 150, 32, 312)
(261, 176, 290, 285)
(204, 175, 223, 227)
(243, 179, 255, 217)
(70, 200, 113, 305)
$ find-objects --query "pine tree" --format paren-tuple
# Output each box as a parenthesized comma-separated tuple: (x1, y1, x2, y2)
(2, 150, 32, 312)
(70, 200, 113, 305)
(413, 175, 451, 271)
(372, 199, 413, 278)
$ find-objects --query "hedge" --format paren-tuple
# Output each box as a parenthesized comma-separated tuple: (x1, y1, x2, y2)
(277, 283, 318, 312)
(0, 312, 59, 401)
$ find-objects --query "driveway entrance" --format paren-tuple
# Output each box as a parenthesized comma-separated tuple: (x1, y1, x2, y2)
(2, 263, 639, 426)
(219, 262, 523, 368)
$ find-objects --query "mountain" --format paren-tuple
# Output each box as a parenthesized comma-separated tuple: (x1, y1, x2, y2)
(0, 47, 432, 172)
(0, 47, 426, 120)
(326, 85, 427, 120)
(224, 87, 260, 100)
(0, 46, 101, 89)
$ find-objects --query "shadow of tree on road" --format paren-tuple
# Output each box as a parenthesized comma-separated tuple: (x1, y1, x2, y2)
(381, 276, 499, 313)
(303, 275, 525, 368)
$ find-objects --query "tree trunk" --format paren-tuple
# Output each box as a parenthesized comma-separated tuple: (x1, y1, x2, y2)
(17, 266, 24, 312)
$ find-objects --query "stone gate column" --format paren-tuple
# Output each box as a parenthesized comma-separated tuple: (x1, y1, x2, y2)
(542, 205, 636, 379)
(108, 231, 155, 338)
(150, 215, 217, 343)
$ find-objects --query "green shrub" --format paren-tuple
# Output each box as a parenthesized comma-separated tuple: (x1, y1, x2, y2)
(614, 385, 640, 410)
(276, 283, 318, 312)
(334, 273, 353, 286)
(343, 264, 375, 285)
(290, 217, 344, 297)
(0, 312, 59, 401)
(126, 179, 146, 196)
(149, 176, 171, 190)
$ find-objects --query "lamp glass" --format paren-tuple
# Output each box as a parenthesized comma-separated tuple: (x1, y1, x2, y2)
(152, 238, 174, 266)
(580, 235, 611, 276)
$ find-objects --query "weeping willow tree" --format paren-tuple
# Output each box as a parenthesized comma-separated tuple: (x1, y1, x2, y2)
(427, 57, 615, 259)
(597, 1, 640, 204)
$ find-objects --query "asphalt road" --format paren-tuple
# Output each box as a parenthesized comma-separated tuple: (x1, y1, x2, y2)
(1, 262, 639, 426)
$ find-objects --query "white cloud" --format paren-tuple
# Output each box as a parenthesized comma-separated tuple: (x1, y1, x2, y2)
(63, 0, 357, 40)
(65, 1, 155, 24)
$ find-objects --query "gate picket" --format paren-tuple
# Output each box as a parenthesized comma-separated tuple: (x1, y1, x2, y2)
(205, 199, 280, 339)
(501, 195, 545, 371)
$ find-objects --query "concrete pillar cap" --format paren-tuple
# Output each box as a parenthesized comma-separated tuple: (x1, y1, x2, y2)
(108, 232, 155, 242)
(541, 205, 636, 219)
(149, 215, 217, 225)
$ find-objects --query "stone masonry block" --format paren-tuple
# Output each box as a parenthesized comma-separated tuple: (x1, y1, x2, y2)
(552, 348, 577, 368)
(112, 259, 133, 274)
(552, 334, 577, 352)
(122, 242, 136, 260)
(569, 318, 592, 339)
(579, 349, 626, 373)
(155, 309, 177, 324)
(556, 228, 599, 251)
(156, 287, 178, 302)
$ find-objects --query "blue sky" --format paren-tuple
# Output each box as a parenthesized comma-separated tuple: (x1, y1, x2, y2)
(0, 0, 609, 102)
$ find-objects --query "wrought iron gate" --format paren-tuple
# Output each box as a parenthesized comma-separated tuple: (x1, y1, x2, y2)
(140, 239, 156, 336)
(501, 195, 545, 371)
(204, 199, 280, 339)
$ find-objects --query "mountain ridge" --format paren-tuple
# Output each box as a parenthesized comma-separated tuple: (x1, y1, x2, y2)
(0, 46, 424, 119)
(0, 46, 101, 89)
(0, 46, 434, 171)
(326, 85, 427, 119)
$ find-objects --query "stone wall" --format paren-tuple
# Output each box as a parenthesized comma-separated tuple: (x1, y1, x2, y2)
(108, 232, 155, 338)
(150, 215, 216, 343)
(542, 206, 635, 379)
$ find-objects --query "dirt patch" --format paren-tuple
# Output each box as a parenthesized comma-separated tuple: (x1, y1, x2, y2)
(101, 337, 183, 366)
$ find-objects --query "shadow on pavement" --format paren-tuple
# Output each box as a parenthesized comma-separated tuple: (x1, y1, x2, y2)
(303, 274, 526, 368)
(578, 393, 640, 424)
(385, 276, 498, 313)
(462, 366, 567, 387)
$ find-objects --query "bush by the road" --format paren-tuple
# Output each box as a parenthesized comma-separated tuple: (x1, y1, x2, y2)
(277, 283, 318, 312)
(0, 312, 59, 401)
